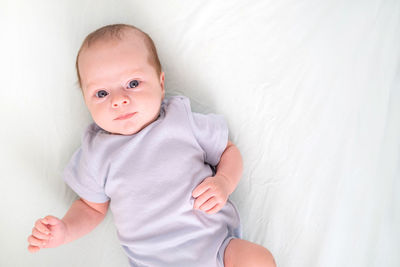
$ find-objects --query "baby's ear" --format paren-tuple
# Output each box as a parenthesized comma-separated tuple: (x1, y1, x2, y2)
(160, 72, 165, 93)
(160, 72, 165, 85)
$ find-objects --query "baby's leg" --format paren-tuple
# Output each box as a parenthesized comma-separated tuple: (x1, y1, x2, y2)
(224, 238, 276, 267)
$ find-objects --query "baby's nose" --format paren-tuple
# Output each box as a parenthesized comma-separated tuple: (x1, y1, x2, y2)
(111, 95, 130, 108)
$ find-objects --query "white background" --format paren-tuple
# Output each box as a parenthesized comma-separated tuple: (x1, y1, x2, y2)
(1, 0, 399, 266)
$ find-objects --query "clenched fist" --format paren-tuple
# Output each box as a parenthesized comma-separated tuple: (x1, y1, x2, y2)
(192, 174, 231, 214)
(27, 215, 67, 253)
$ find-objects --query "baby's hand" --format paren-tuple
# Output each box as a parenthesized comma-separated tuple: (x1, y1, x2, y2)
(192, 174, 231, 214)
(27, 215, 67, 253)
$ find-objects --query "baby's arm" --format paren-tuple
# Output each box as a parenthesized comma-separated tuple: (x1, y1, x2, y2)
(27, 198, 109, 253)
(192, 140, 243, 214)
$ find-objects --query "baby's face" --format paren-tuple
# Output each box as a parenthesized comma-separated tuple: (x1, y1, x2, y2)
(78, 33, 165, 135)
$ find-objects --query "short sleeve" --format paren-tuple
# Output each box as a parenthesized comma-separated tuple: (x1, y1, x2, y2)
(181, 97, 228, 166)
(62, 129, 110, 203)
(190, 112, 229, 166)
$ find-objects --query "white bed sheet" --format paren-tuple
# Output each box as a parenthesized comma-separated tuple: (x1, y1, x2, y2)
(1, 0, 399, 266)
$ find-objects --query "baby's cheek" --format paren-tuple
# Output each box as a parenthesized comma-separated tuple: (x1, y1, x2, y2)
(87, 103, 101, 119)
(92, 108, 112, 130)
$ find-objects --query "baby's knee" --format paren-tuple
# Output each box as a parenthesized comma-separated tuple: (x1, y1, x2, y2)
(253, 244, 276, 267)
(224, 239, 276, 267)
(261, 247, 276, 267)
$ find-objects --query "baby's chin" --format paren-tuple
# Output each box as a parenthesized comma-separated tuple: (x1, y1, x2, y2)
(94, 111, 161, 136)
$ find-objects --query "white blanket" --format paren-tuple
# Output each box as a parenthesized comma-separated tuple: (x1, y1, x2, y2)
(1, 0, 399, 266)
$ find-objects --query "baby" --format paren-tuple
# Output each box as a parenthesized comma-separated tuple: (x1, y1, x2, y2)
(27, 24, 276, 267)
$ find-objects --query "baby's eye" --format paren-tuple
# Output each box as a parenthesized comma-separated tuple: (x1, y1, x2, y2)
(128, 80, 139, 89)
(96, 90, 109, 98)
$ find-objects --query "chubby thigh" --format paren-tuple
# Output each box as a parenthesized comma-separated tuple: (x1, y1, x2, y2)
(224, 238, 276, 267)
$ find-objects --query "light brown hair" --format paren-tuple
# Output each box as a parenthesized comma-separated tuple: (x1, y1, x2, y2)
(75, 24, 162, 88)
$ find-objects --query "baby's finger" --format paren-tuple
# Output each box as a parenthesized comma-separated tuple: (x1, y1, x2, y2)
(205, 203, 223, 214)
(193, 189, 214, 209)
(192, 179, 211, 198)
(199, 197, 217, 212)
(32, 227, 52, 240)
(34, 219, 50, 235)
(43, 215, 60, 226)
(27, 235, 47, 247)
(28, 245, 40, 253)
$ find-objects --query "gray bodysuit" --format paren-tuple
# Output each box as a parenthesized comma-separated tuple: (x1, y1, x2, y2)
(63, 95, 241, 267)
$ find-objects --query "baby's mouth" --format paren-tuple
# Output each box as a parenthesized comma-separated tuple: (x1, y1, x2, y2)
(114, 112, 137, 121)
